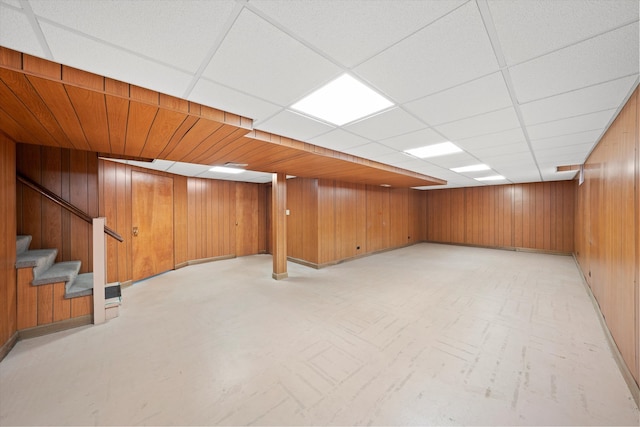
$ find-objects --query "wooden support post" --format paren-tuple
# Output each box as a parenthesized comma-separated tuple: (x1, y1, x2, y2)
(93, 217, 106, 324)
(271, 172, 288, 280)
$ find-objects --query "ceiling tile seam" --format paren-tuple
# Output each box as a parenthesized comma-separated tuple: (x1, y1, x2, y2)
(477, 0, 542, 181)
(529, 128, 605, 143)
(32, 15, 195, 76)
(20, 0, 53, 60)
(346, 0, 474, 71)
(517, 73, 640, 106)
(242, 2, 350, 72)
(425, 105, 517, 128)
(529, 125, 618, 143)
(381, 103, 514, 181)
(182, 0, 247, 99)
(502, 17, 640, 70)
(573, 78, 640, 165)
(398, 69, 502, 105)
(526, 107, 619, 128)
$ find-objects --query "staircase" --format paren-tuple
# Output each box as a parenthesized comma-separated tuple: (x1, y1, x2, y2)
(15, 235, 120, 331)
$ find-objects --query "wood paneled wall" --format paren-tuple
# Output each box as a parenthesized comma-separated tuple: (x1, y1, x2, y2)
(0, 133, 17, 352)
(16, 144, 99, 272)
(11, 148, 268, 287)
(575, 87, 639, 384)
(285, 178, 425, 266)
(425, 181, 575, 253)
(100, 159, 267, 284)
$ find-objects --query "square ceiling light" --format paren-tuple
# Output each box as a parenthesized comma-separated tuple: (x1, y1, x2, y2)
(451, 164, 490, 173)
(209, 166, 245, 174)
(291, 74, 393, 126)
(475, 175, 505, 181)
(404, 142, 462, 159)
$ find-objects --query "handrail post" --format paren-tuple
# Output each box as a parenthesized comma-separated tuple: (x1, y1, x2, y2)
(93, 217, 106, 325)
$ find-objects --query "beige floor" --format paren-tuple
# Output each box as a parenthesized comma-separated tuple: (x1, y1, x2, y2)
(0, 243, 638, 426)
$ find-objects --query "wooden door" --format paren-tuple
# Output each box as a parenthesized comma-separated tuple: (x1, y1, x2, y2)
(235, 183, 259, 257)
(132, 171, 174, 281)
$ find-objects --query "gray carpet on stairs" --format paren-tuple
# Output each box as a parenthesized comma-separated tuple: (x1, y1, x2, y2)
(15, 249, 58, 279)
(65, 272, 94, 299)
(31, 260, 81, 287)
(16, 235, 32, 254)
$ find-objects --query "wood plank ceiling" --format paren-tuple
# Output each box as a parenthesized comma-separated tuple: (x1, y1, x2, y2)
(0, 47, 444, 188)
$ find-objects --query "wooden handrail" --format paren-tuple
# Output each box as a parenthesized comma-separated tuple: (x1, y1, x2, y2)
(17, 172, 124, 243)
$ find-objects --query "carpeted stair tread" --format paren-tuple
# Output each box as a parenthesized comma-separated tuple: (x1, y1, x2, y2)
(31, 261, 81, 286)
(16, 235, 32, 255)
(65, 273, 93, 299)
(15, 248, 58, 278)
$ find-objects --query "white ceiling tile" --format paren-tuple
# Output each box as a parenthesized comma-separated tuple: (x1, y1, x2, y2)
(189, 79, 281, 123)
(481, 151, 537, 165)
(380, 128, 447, 151)
(255, 110, 334, 141)
(510, 23, 639, 103)
(202, 9, 341, 106)
(535, 143, 594, 161)
(309, 130, 371, 151)
(405, 72, 512, 126)
(540, 169, 579, 182)
(372, 152, 418, 166)
(131, 159, 175, 172)
(434, 107, 521, 141)
(421, 152, 479, 169)
(166, 162, 211, 176)
(520, 76, 638, 125)
(0, 4, 47, 58)
(344, 143, 397, 160)
(344, 108, 426, 141)
(527, 109, 616, 140)
(198, 169, 273, 183)
(31, 0, 237, 72)
(455, 128, 526, 151)
(354, 1, 499, 102)
(531, 130, 602, 150)
(1, 0, 22, 7)
(488, 0, 639, 65)
(249, 0, 465, 67)
(467, 141, 530, 158)
(40, 22, 193, 97)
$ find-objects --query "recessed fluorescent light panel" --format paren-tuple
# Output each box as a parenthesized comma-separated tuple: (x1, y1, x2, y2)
(291, 74, 393, 126)
(209, 166, 245, 174)
(404, 142, 462, 159)
(451, 164, 490, 173)
(475, 175, 505, 181)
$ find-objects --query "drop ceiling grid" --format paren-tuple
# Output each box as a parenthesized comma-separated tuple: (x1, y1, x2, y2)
(201, 8, 342, 107)
(29, 0, 239, 72)
(247, 0, 467, 68)
(0, 2, 46, 58)
(0, 1, 638, 188)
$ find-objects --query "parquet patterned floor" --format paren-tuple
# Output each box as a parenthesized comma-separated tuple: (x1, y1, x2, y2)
(1, 243, 638, 425)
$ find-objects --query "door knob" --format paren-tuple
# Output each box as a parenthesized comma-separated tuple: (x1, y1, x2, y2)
(132, 226, 139, 237)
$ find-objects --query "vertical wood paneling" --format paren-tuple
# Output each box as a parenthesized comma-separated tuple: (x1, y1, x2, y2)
(16, 268, 36, 330)
(36, 284, 54, 325)
(52, 282, 71, 322)
(335, 182, 358, 260)
(425, 181, 575, 253)
(318, 179, 336, 265)
(575, 87, 638, 384)
(0, 134, 16, 348)
(174, 175, 188, 266)
(355, 183, 367, 255)
(366, 186, 385, 253)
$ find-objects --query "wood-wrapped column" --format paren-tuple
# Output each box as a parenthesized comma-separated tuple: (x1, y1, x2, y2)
(271, 172, 288, 280)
